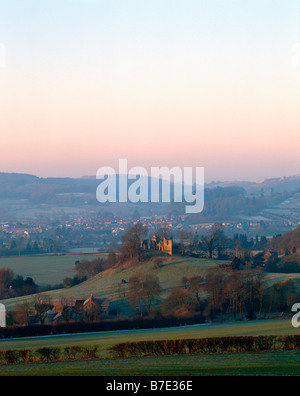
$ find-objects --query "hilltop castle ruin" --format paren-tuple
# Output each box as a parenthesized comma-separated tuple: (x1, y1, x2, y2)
(141, 235, 172, 256)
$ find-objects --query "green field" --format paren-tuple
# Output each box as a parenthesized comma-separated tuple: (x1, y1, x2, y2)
(1, 255, 300, 376)
(0, 254, 101, 285)
(0, 320, 300, 376)
(1, 351, 300, 376)
(0, 319, 298, 354)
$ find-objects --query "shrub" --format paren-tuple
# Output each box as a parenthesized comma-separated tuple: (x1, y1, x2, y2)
(111, 335, 300, 357)
(0, 344, 103, 365)
(110, 342, 132, 358)
(82, 345, 99, 359)
(3, 349, 19, 364)
(279, 335, 300, 350)
(254, 336, 277, 351)
(63, 345, 82, 360)
(36, 347, 61, 362)
(19, 349, 33, 363)
(63, 346, 74, 360)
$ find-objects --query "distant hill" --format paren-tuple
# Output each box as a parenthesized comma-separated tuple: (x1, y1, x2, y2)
(1, 172, 300, 223)
(0, 172, 39, 185)
(268, 226, 300, 254)
(0, 172, 244, 210)
(206, 180, 254, 189)
(207, 175, 300, 196)
(0, 172, 98, 200)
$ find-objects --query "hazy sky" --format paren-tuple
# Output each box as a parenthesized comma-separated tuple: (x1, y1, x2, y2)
(0, 0, 299, 181)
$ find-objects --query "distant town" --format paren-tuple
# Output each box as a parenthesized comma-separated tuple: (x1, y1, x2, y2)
(0, 172, 300, 256)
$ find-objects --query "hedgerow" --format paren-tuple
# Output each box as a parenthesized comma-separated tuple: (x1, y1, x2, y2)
(110, 335, 300, 357)
(0, 344, 100, 365)
(2, 335, 300, 365)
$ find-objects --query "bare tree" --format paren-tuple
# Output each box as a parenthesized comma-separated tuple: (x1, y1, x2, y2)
(178, 230, 192, 255)
(106, 252, 118, 268)
(188, 275, 204, 304)
(120, 223, 148, 264)
(204, 267, 227, 316)
(155, 224, 172, 240)
(12, 301, 32, 326)
(200, 223, 226, 259)
(32, 294, 52, 324)
(0, 268, 14, 297)
(128, 272, 161, 316)
(161, 288, 194, 317)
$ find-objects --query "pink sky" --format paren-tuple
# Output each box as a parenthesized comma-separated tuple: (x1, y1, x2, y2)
(0, 1, 299, 182)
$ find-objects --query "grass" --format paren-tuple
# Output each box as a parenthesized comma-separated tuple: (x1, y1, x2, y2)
(2, 254, 300, 315)
(1, 351, 300, 376)
(1, 251, 300, 326)
(0, 254, 102, 286)
(0, 255, 218, 313)
(1, 244, 300, 376)
(0, 319, 298, 355)
(0, 319, 299, 375)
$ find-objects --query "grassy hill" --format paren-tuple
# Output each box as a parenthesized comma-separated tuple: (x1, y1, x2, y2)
(0, 256, 220, 313)
(2, 254, 300, 317)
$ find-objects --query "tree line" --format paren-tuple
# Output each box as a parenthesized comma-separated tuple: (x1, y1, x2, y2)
(0, 268, 38, 299)
(120, 265, 300, 321)
(119, 222, 300, 274)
